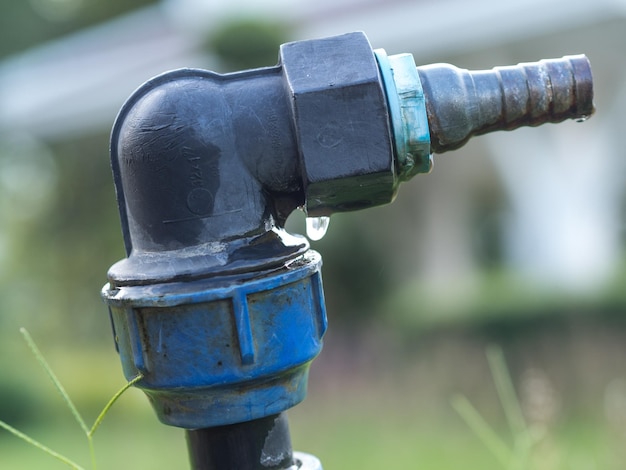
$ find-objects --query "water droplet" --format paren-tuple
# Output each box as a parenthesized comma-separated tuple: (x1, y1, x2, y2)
(305, 216, 330, 241)
(576, 115, 590, 123)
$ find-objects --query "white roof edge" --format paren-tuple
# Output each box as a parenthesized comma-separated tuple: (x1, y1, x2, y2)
(1, 0, 623, 140)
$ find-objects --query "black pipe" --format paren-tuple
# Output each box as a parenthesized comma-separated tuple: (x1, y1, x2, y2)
(186, 413, 295, 470)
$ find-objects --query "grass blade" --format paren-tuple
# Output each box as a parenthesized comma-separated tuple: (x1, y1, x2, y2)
(89, 374, 143, 438)
(486, 345, 527, 437)
(452, 394, 512, 468)
(486, 345, 533, 468)
(20, 328, 90, 436)
(0, 420, 85, 470)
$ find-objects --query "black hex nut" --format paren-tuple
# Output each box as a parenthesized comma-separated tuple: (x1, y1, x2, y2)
(280, 32, 396, 216)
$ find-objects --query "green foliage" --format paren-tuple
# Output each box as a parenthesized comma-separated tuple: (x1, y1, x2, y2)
(0, 380, 41, 430)
(206, 18, 291, 71)
(0, 0, 159, 59)
(0, 131, 124, 345)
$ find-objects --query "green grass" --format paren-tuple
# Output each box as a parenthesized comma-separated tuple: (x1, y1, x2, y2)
(1, 326, 623, 469)
(0, 330, 146, 469)
(0, 401, 616, 470)
(290, 396, 617, 470)
(0, 418, 186, 469)
(290, 407, 495, 469)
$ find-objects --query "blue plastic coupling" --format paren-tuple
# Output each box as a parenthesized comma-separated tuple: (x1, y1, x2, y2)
(103, 250, 327, 429)
(374, 49, 432, 181)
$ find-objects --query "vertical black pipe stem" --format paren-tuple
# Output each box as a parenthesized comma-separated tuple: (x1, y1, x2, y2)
(186, 413, 295, 470)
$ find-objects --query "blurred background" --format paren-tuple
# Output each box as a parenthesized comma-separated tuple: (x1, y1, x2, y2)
(0, 0, 625, 468)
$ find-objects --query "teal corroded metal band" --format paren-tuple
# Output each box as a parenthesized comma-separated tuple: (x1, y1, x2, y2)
(374, 49, 432, 181)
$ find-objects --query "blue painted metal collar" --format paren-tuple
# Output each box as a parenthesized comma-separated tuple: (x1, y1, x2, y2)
(103, 250, 327, 429)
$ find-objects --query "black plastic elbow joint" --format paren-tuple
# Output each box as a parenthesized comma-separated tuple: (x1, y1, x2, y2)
(110, 33, 392, 268)
(107, 32, 400, 289)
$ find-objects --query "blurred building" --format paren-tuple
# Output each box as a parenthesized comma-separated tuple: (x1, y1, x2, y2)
(0, 0, 623, 304)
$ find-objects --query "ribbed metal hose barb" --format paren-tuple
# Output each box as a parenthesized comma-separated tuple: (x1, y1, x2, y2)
(417, 55, 594, 153)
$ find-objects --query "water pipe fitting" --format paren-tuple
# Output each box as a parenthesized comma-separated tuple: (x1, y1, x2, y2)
(102, 31, 593, 435)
